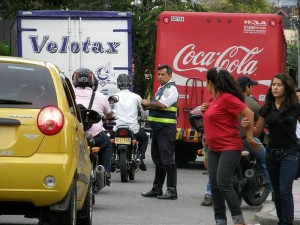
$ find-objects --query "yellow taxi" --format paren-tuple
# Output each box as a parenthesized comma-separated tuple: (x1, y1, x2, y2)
(0, 56, 97, 225)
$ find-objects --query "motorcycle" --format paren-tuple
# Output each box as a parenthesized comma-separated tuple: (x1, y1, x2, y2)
(79, 106, 107, 202)
(233, 148, 269, 206)
(111, 125, 140, 182)
(106, 95, 141, 183)
(86, 132, 107, 194)
(188, 106, 269, 206)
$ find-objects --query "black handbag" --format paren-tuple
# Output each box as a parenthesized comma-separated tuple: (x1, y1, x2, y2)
(81, 91, 96, 131)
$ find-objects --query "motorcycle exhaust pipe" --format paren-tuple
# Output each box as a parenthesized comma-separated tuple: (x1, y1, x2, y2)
(135, 158, 141, 165)
(244, 169, 259, 191)
(95, 165, 106, 192)
(134, 158, 141, 170)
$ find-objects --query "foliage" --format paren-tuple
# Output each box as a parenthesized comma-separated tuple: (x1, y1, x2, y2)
(0, 0, 74, 19)
(287, 42, 298, 85)
(196, 0, 272, 13)
(0, 42, 10, 56)
(287, 42, 298, 67)
(0, 0, 278, 96)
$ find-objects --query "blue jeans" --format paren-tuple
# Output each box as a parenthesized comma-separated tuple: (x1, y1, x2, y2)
(208, 149, 244, 225)
(205, 178, 212, 196)
(266, 145, 299, 225)
(94, 131, 112, 173)
(243, 137, 273, 191)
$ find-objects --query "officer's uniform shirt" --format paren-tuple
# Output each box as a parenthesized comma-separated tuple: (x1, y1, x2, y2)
(156, 81, 178, 107)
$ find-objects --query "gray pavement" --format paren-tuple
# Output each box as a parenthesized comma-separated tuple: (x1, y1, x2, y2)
(255, 179, 300, 225)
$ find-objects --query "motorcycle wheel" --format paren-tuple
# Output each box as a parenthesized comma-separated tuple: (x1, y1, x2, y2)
(242, 166, 269, 206)
(120, 148, 128, 182)
(233, 165, 243, 205)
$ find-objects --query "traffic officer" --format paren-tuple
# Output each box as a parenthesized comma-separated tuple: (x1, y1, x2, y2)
(141, 64, 179, 200)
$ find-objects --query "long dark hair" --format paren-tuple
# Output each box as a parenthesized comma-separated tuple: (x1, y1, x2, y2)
(263, 73, 297, 114)
(206, 67, 245, 102)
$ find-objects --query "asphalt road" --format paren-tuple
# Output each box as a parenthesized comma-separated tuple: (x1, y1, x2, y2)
(0, 140, 263, 225)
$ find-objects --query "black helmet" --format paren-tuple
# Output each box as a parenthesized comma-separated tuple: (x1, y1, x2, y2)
(189, 106, 204, 133)
(117, 73, 132, 90)
(72, 68, 95, 88)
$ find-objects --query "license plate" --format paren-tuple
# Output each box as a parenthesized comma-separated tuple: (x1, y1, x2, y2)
(115, 137, 131, 145)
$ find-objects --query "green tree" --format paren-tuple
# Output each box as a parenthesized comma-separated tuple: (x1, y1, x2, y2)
(0, 42, 10, 55)
(200, 0, 272, 13)
(287, 42, 298, 85)
(287, 42, 298, 67)
(0, 0, 276, 96)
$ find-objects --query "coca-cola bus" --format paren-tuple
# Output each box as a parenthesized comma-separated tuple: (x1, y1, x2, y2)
(154, 11, 287, 166)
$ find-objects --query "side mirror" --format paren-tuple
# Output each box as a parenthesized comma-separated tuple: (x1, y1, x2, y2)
(81, 109, 102, 132)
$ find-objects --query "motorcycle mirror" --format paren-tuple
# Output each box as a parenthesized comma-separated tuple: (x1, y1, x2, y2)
(82, 109, 102, 123)
(81, 109, 102, 131)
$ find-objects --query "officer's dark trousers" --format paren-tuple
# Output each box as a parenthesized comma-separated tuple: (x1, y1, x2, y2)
(151, 126, 176, 166)
(151, 126, 176, 191)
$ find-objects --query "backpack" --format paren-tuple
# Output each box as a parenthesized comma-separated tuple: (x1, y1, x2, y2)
(79, 91, 96, 131)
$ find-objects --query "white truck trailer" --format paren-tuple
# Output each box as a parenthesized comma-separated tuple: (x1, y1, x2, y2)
(11, 10, 133, 96)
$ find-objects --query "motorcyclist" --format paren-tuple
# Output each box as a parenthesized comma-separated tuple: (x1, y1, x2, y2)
(237, 76, 273, 195)
(72, 67, 114, 185)
(111, 73, 149, 171)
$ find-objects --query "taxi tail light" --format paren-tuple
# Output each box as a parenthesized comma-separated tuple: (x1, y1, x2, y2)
(37, 106, 64, 135)
(116, 129, 130, 137)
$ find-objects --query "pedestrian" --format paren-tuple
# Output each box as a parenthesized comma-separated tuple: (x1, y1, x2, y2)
(200, 67, 259, 225)
(111, 73, 149, 171)
(296, 88, 300, 102)
(200, 135, 213, 206)
(72, 68, 114, 185)
(200, 148, 213, 206)
(242, 73, 300, 225)
(295, 88, 300, 140)
(236, 76, 273, 195)
(141, 64, 179, 200)
(201, 177, 213, 206)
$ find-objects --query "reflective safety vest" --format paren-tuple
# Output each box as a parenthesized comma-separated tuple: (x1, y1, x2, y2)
(148, 82, 178, 130)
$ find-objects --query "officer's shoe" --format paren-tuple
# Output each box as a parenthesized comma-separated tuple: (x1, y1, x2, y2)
(141, 188, 163, 197)
(156, 188, 177, 200)
(139, 159, 147, 171)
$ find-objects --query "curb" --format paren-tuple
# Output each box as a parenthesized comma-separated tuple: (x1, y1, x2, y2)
(255, 201, 279, 225)
(255, 196, 300, 225)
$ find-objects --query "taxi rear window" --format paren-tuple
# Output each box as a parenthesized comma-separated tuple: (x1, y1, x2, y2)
(0, 63, 57, 109)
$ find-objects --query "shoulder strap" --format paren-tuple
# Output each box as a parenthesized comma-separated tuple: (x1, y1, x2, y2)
(88, 91, 96, 109)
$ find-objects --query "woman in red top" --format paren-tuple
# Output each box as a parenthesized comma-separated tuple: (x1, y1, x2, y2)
(200, 68, 259, 225)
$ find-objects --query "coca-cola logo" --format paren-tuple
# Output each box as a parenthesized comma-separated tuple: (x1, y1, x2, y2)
(173, 44, 264, 75)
